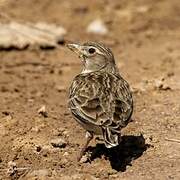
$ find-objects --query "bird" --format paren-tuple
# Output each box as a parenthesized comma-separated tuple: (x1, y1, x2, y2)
(67, 42, 133, 161)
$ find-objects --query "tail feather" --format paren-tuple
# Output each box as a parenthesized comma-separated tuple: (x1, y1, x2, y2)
(102, 127, 121, 148)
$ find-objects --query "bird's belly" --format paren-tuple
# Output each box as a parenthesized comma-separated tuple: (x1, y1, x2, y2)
(75, 117, 102, 135)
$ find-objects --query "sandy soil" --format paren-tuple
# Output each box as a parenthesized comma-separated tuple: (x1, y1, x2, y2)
(0, 0, 180, 179)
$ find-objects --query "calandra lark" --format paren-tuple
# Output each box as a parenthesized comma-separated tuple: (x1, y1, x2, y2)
(67, 42, 133, 161)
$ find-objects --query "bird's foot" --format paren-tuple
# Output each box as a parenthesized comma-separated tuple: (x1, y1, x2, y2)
(79, 151, 92, 163)
(77, 131, 93, 162)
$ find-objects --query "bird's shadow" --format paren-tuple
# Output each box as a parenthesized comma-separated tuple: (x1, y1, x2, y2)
(87, 135, 150, 172)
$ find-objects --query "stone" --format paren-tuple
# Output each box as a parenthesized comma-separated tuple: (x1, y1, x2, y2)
(50, 138, 67, 148)
(38, 105, 48, 118)
(86, 19, 108, 35)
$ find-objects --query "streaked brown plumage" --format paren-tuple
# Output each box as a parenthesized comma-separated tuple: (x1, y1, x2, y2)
(67, 42, 133, 161)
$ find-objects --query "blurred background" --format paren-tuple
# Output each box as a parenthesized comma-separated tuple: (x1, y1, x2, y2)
(0, 0, 180, 179)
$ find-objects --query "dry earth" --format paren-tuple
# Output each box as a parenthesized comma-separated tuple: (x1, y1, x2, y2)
(0, 0, 180, 179)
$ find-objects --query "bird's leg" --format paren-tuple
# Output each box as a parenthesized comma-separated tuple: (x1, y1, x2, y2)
(77, 131, 93, 162)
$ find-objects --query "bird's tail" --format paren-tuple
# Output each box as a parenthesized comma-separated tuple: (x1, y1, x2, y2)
(102, 127, 121, 148)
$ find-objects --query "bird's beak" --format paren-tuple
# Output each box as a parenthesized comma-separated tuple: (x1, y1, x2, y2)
(67, 43, 81, 54)
(66, 43, 85, 58)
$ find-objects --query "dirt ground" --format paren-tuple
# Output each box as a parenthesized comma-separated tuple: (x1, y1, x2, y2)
(0, 0, 180, 179)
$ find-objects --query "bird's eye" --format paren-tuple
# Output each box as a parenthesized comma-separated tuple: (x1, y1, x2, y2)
(88, 48, 96, 54)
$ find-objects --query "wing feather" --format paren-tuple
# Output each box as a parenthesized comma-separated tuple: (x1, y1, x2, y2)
(69, 72, 133, 131)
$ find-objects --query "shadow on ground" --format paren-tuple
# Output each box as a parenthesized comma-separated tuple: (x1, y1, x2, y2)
(87, 135, 150, 172)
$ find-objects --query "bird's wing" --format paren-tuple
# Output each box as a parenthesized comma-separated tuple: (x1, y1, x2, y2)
(69, 72, 133, 131)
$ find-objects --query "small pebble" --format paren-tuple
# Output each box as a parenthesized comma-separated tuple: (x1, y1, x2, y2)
(50, 138, 67, 148)
(56, 85, 66, 92)
(63, 152, 69, 156)
(36, 145, 42, 152)
(31, 126, 40, 133)
(79, 155, 89, 163)
(154, 79, 171, 90)
(86, 19, 108, 35)
(38, 105, 48, 118)
(62, 130, 69, 136)
(7, 161, 17, 176)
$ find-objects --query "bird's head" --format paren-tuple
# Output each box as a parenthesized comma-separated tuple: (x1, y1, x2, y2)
(67, 42, 117, 73)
